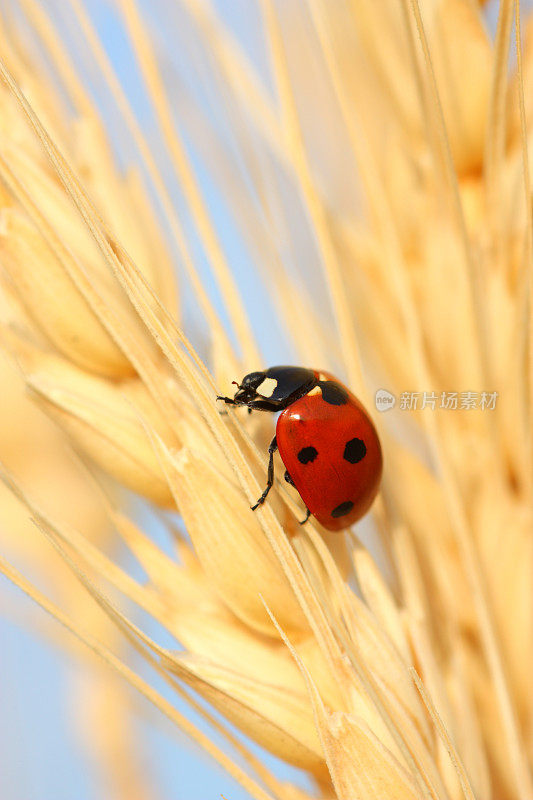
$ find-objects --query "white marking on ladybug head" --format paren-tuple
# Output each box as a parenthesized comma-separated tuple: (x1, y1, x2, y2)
(257, 377, 278, 397)
(318, 373, 328, 381)
(308, 386, 323, 397)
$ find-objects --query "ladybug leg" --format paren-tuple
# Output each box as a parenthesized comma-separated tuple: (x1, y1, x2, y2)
(216, 397, 233, 416)
(216, 397, 254, 415)
(284, 469, 295, 486)
(285, 471, 311, 524)
(216, 394, 253, 413)
(299, 508, 311, 526)
(251, 435, 277, 510)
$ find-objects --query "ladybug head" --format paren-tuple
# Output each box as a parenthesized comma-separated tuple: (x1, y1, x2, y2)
(230, 371, 266, 404)
(224, 366, 318, 411)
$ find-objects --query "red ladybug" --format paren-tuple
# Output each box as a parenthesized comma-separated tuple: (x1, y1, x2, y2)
(217, 366, 382, 531)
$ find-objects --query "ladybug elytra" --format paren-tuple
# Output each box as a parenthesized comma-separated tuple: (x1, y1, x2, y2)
(217, 366, 382, 531)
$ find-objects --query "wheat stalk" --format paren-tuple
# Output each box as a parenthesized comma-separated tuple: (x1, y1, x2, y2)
(0, 1, 531, 798)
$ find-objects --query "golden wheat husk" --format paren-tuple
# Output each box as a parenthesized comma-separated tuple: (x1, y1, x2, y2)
(0, 1, 531, 799)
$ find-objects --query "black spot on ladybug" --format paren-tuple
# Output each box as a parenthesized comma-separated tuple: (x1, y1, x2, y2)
(343, 437, 366, 464)
(319, 381, 348, 405)
(331, 500, 354, 518)
(297, 445, 318, 464)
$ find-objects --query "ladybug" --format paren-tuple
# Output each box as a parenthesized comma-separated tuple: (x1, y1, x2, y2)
(217, 366, 382, 531)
